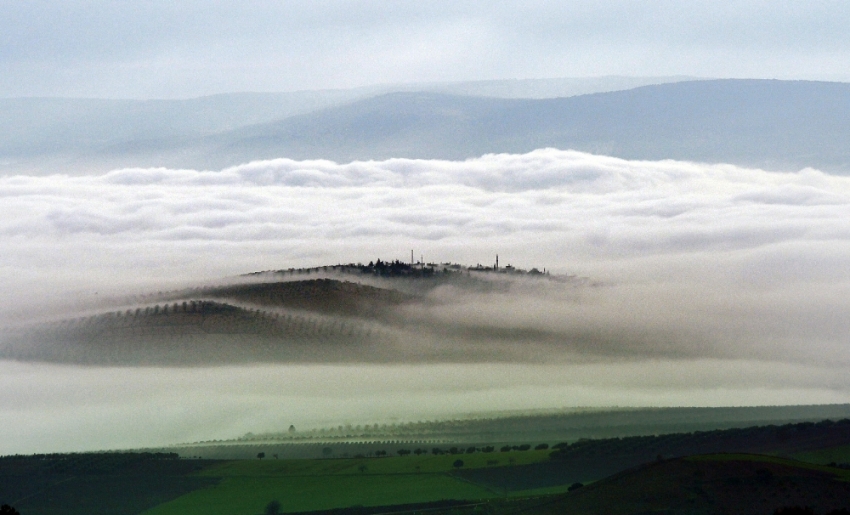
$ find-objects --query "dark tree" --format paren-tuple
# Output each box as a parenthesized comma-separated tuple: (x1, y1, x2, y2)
(466, 446, 477, 454)
(397, 449, 411, 456)
(453, 459, 464, 469)
(500, 445, 511, 452)
(0, 506, 20, 515)
(534, 443, 549, 450)
(257, 452, 265, 459)
(568, 482, 583, 492)
(265, 500, 282, 515)
(774, 508, 815, 515)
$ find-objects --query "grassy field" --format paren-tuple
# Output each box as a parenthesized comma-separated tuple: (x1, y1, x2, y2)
(791, 444, 850, 466)
(143, 450, 554, 515)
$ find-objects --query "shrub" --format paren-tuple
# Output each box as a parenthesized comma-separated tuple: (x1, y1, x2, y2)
(265, 501, 281, 515)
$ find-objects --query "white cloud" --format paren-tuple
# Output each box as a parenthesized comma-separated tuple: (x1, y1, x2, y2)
(4, 149, 850, 360)
(2, 149, 850, 452)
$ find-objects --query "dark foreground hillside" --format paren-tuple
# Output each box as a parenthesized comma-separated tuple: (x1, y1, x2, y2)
(437, 455, 850, 515)
(526, 455, 850, 515)
(455, 418, 850, 492)
(3, 419, 850, 514)
(0, 453, 221, 515)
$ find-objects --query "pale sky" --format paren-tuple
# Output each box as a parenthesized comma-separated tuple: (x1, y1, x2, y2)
(2, 0, 850, 98)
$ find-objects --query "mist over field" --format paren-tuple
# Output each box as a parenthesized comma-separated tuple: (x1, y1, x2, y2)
(2, 149, 850, 453)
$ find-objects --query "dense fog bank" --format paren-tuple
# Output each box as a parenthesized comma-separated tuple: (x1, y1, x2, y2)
(2, 149, 850, 452)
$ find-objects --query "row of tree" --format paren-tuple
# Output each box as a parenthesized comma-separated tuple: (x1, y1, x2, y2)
(394, 443, 549, 456)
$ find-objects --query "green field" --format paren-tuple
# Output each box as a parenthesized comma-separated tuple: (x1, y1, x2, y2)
(791, 444, 850, 466)
(143, 450, 554, 515)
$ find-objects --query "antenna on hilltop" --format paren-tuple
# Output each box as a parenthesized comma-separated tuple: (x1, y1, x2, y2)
(495, 254, 499, 270)
(411, 249, 414, 266)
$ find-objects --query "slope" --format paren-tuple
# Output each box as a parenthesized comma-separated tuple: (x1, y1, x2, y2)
(206, 79, 850, 172)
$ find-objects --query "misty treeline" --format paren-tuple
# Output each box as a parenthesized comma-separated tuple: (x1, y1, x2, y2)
(344, 444, 545, 459)
(30, 300, 377, 340)
(188, 418, 850, 465)
(230, 405, 850, 445)
(395, 444, 543, 456)
(0, 268, 588, 366)
(0, 295, 392, 365)
(243, 260, 551, 280)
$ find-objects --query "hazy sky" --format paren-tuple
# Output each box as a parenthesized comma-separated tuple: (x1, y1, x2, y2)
(2, 1, 850, 98)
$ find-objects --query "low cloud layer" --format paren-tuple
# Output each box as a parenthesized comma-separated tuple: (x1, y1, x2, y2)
(2, 149, 850, 452)
(3, 149, 850, 317)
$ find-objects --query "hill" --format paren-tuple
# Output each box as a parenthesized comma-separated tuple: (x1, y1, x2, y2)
(525, 454, 850, 515)
(0, 263, 573, 366)
(0, 76, 691, 175)
(454, 418, 850, 493)
(204, 79, 850, 172)
(4, 79, 850, 174)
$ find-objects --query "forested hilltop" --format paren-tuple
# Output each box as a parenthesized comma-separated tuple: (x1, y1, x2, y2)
(0, 259, 583, 366)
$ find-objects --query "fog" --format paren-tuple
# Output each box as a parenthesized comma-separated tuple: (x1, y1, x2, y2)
(3, 361, 847, 455)
(2, 149, 850, 452)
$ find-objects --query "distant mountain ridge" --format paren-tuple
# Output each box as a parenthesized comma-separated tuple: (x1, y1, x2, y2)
(206, 79, 850, 172)
(0, 76, 692, 174)
(2, 78, 849, 174)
